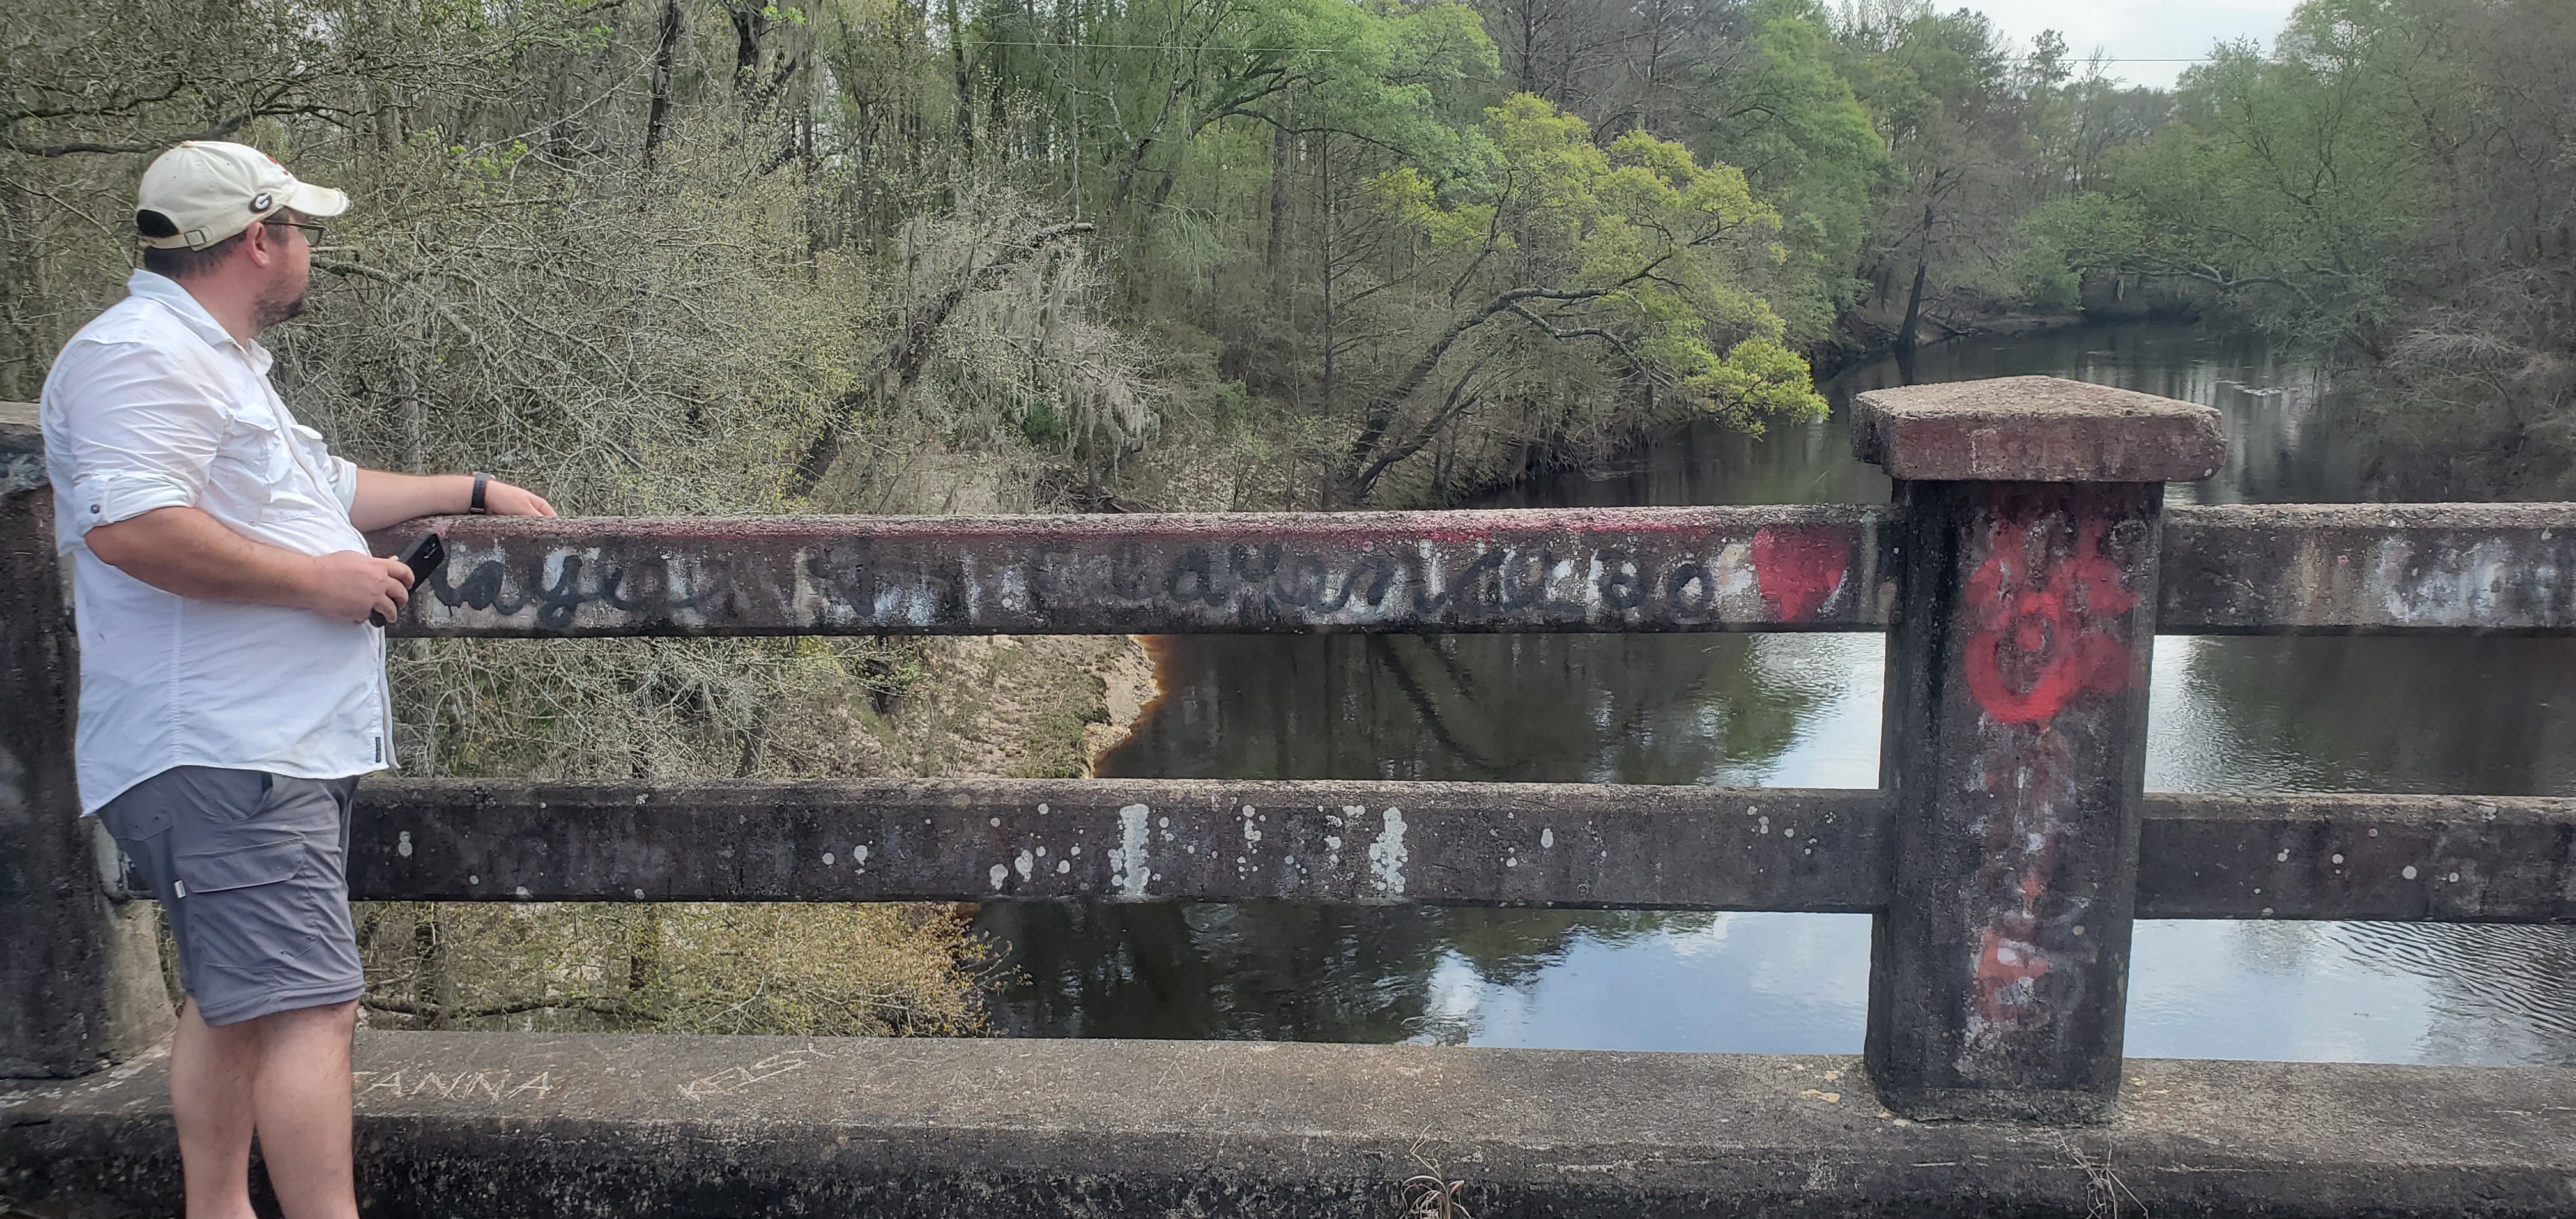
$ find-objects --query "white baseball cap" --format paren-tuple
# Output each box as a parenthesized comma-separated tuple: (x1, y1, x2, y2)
(135, 141, 349, 251)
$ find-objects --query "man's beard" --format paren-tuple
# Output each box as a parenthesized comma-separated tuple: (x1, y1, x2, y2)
(251, 284, 307, 331)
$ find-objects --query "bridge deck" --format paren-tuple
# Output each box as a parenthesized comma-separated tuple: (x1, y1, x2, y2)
(6, 1032, 2573, 1218)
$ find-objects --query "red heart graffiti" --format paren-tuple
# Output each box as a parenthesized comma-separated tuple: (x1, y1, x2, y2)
(1751, 527, 1848, 621)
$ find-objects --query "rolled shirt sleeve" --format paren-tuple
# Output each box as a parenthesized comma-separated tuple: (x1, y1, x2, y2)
(328, 453, 360, 516)
(53, 341, 229, 536)
(285, 420, 362, 516)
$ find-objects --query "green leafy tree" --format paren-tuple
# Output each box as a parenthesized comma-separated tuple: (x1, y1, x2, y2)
(1341, 94, 1825, 502)
(1694, 0, 1886, 336)
(2020, 24, 2426, 344)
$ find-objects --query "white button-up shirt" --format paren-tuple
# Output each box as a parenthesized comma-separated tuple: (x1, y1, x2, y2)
(40, 270, 390, 815)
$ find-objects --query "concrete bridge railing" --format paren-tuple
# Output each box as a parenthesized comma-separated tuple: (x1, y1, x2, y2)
(5, 381, 2574, 1218)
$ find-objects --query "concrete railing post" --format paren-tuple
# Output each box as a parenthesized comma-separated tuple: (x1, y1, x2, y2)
(1, 403, 171, 1077)
(1854, 376, 2223, 1122)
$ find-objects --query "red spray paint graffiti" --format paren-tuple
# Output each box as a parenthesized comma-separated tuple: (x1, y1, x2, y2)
(1961, 518, 2138, 726)
(1751, 527, 1849, 621)
(1974, 926, 2053, 1013)
(1954, 501, 2146, 1067)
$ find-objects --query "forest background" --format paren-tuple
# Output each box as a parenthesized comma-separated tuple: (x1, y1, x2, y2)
(6, 0, 2570, 1033)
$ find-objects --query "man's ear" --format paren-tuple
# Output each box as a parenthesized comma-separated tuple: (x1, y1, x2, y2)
(242, 221, 282, 270)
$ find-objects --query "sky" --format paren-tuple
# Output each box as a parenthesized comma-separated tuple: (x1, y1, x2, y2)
(1962, 0, 2306, 89)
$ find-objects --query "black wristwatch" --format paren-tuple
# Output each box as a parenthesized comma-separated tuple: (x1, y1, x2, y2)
(469, 471, 491, 514)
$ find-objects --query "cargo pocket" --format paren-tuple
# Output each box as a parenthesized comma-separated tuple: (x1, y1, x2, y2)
(171, 838, 328, 993)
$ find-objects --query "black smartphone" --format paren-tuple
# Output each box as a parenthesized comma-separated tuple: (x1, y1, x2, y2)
(368, 532, 446, 627)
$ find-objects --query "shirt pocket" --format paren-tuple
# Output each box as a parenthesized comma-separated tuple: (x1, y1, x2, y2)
(287, 422, 334, 464)
(237, 421, 333, 518)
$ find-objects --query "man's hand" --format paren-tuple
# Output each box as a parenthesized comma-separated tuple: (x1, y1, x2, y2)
(481, 479, 556, 518)
(300, 549, 415, 624)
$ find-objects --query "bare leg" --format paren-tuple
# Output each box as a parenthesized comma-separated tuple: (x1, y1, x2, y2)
(249, 999, 361, 1219)
(170, 997, 260, 1219)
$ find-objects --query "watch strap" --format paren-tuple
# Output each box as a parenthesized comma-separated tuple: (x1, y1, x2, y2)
(469, 471, 490, 514)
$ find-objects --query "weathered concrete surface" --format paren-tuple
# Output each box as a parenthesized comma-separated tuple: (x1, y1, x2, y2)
(1853, 376, 2227, 483)
(0, 404, 171, 1078)
(351, 779, 1889, 911)
(341, 779, 2576, 921)
(0, 403, 44, 496)
(1869, 480, 2165, 1123)
(358, 505, 2576, 638)
(363, 505, 1892, 635)
(2161, 502, 2576, 634)
(2137, 793, 2576, 922)
(6, 1032, 2575, 1218)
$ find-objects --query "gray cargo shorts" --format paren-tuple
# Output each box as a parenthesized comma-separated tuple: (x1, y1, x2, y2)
(95, 766, 366, 1026)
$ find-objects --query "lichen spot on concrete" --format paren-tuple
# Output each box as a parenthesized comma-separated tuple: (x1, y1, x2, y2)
(1109, 804, 1153, 898)
(822, 852, 834, 866)
(1055, 860, 1070, 874)
(1541, 827, 1554, 849)
(2404, 865, 2419, 880)
(1015, 850, 1034, 881)
(514, 886, 532, 900)
(989, 864, 1009, 891)
(1367, 809, 1409, 896)
(853, 845, 869, 866)
(397, 831, 413, 858)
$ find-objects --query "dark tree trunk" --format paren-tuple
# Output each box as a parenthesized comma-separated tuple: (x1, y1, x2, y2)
(1896, 203, 1933, 356)
(944, 0, 974, 151)
(1896, 258, 1929, 356)
(641, 0, 684, 171)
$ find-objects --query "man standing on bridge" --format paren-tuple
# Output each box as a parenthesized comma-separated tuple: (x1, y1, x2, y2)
(39, 141, 555, 1218)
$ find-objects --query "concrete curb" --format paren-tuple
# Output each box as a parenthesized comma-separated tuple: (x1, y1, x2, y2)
(8, 1032, 2575, 1217)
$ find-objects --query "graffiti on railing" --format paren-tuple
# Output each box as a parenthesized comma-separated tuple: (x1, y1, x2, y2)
(397, 512, 1881, 634)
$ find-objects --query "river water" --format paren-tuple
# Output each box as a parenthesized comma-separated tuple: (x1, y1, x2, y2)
(976, 323, 2576, 1066)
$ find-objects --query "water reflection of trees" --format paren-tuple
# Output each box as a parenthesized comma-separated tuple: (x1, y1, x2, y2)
(2161, 636, 2576, 796)
(977, 902, 1683, 1041)
(1111, 632, 1837, 785)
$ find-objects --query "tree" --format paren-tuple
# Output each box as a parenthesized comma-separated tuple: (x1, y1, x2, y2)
(1338, 94, 1826, 503)
(1694, 0, 1885, 337)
